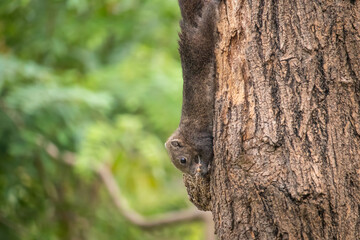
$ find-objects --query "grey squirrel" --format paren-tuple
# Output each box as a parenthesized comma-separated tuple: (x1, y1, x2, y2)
(165, 0, 218, 176)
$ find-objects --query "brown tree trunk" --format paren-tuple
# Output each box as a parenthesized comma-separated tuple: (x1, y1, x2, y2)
(211, 0, 360, 239)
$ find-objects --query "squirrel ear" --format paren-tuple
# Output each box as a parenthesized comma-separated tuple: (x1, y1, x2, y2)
(171, 139, 182, 148)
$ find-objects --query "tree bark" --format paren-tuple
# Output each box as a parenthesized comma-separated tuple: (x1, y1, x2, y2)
(211, 0, 360, 239)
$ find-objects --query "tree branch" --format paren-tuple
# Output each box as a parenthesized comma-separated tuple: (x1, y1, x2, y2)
(41, 140, 215, 238)
(96, 164, 209, 228)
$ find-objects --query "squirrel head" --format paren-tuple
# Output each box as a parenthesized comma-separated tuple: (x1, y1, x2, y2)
(165, 135, 208, 176)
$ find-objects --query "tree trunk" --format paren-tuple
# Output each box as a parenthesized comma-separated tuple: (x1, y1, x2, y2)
(211, 0, 360, 239)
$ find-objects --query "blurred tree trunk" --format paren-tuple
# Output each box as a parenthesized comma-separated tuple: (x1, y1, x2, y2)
(212, 0, 360, 239)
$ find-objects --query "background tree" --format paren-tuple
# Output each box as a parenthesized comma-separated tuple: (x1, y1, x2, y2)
(0, 0, 213, 239)
(211, 0, 360, 239)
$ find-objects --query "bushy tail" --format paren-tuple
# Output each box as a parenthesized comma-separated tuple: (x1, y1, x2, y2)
(178, 0, 218, 79)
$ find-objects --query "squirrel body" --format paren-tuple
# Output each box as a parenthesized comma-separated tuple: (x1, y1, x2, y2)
(165, 0, 218, 176)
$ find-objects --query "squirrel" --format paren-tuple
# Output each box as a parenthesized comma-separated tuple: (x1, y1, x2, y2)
(165, 0, 218, 176)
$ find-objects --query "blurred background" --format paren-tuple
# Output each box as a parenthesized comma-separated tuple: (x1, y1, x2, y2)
(0, 0, 207, 239)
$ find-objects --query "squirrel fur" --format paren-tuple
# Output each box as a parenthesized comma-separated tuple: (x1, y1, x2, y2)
(165, 0, 218, 176)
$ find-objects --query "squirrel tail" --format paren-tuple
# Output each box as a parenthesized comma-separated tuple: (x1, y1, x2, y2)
(178, 0, 218, 78)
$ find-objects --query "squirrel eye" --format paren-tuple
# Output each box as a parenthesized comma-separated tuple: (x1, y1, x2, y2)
(179, 157, 187, 164)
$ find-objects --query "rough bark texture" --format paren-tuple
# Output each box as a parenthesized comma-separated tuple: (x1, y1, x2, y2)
(212, 0, 360, 239)
(184, 174, 212, 211)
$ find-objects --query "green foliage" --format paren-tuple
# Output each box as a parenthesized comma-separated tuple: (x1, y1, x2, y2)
(0, 0, 205, 239)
